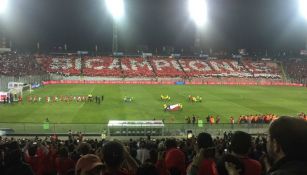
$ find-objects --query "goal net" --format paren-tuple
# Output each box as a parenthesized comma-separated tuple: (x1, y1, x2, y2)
(8, 83, 32, 101)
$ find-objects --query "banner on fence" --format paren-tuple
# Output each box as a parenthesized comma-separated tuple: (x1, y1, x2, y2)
(42, 80, 304, 87)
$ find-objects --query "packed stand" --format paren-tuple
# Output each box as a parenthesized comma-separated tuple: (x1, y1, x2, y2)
(1, 116, 307, 175)
(148, 57, 186, 77)
(1, 54, 284, 79)
(0, 53, 45, 76)
(179, 58, 253, 78)
(121, 57, 155, 77)
(36, 55, 81, 76)
(241, 60, 281, 79)
(283, 59, 307, 81)
(82, 56, 122, 77)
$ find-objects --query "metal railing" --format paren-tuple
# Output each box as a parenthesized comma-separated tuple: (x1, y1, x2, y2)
(0, 122, 269, 136)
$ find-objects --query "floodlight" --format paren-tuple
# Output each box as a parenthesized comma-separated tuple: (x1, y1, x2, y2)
(105, 0, 124, 20)
(299, 0, 307, 20)
(188, 0, 207, 27)
(0, 0, 8, 14)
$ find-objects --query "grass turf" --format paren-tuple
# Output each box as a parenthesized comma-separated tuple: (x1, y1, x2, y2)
(0, 84, 306, 124)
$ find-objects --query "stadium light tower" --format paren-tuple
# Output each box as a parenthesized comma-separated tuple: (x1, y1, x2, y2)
(105, 0, 124, 53)
(188, 0, 208, 52)
(299, 0, 307, 20)
(188, 0, 207, 27)
(299, 0, 307, 49)
(0, 0, 8, 49)
(0, 0, 8, 14)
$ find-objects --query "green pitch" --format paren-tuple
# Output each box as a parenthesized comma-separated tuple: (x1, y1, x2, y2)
(0, 84, 306, 124)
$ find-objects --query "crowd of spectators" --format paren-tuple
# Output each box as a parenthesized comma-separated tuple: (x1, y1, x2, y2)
(283, 59, 307, 82)
(37, 55, 81, 76)
(241, 60, 281, 79)
(0, 53, 45, 76)
(0, 116, 306, 175)
(4, 53, 307, 84)
(121, 57, 155, 77)
(83, 56, 122, 77)
(0, 53, 284, 81)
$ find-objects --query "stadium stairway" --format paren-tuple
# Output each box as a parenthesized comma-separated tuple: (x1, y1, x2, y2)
(279, 61, 288, 81)
(118, 57, 125, 78)
(176, 58, 188, 77)
(145, 57, 158, 77)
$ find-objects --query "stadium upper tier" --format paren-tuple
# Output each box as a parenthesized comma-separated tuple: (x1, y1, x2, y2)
(0, 54, 291, 79)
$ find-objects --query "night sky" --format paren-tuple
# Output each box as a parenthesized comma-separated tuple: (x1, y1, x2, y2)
(2, 0, 306, 52)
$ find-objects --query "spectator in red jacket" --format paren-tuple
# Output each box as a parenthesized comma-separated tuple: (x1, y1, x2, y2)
(164, 139, 186, 175)
(24, 142, 48, 175)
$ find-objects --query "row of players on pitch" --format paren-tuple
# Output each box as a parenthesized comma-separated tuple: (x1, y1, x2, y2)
(24, 94, 202, 103)
(26, 94, 104, 103)
(161, 94, 202, 102)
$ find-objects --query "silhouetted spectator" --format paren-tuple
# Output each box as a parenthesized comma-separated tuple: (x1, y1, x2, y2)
(187, 132, 218, 175)
(264, 116, 307, 175)
(78, 143, 92, 156)
(136, 163, 159, 175)
(4, 141, 34, 175)
(217, 154, 245, 175)
(102, 141, 138, 175)
(230, 131, 262, 175)
(75, 154, 104, 175)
